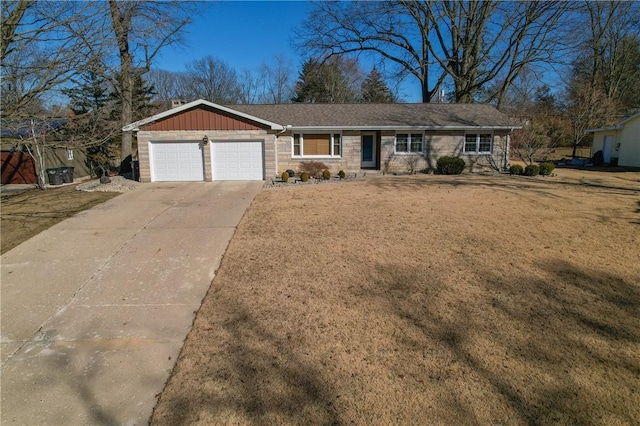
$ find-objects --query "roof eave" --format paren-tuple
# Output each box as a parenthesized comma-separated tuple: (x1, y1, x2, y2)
(585, 111, 640, 133)
(287, 125, 519, 131)
(585, 125, 621, 133)
(122, 99, 284, 132)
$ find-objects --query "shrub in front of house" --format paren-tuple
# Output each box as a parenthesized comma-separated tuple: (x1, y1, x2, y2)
(436, 156, 466, 175)
(509, 164, 524, 175)
(539, 162, 555, 176)
(300, 172, 310, 182)
(322, 169, 331, 180)
(524, 164, 540, 176)
(338, 170, 346, 179)
(299, 161, 329, 179)
(281, 171, 289, 183)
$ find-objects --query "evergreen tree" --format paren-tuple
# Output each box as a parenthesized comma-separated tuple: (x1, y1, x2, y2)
(64, 71, 110, 115)
(111, 71, 157, 122)
(62, 69, 156, 174)
(360, 67, 396, 103)
(62, 67, 120, 174)
(62, 67, 116, 145)
(291, 59, 326, 103)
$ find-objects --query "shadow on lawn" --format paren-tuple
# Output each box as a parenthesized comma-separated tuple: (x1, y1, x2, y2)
(368, 258, 640, 424)
(369, 174, 640, 195)
(154, 304, 340, 425)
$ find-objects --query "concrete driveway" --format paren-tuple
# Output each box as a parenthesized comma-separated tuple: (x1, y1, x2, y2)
(1, 181, 263, 425)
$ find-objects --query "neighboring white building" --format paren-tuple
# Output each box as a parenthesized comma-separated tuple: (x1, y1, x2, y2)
(586, 112, 640, 167)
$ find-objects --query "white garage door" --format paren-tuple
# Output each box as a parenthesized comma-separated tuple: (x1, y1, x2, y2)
(211, 141, 263, 180)
(150, 142, 204, 182)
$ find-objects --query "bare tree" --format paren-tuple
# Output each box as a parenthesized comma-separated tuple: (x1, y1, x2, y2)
(563, 1, 639, 157)
(505, 76, 570, 165)
(511, 122, 554, 165)
(1, 1, 96, 121)
(296, 1, 570, 106)
(104, 0, 195, 163)
(149, 55, 296, 106)
(569, 1, 640, 113)
(183, 56, 242, 104)
(145, 69, 184, 110)
(566, 82, 619, 158)
(403, 153, 422, 174)
(295, 1, 445, 103)
(1, 1, 104, 188)
(1, 0, 30, 62)
(238, 69, 260, 104)
(418, 0, 572, 107)
(258, 55, 294, 104)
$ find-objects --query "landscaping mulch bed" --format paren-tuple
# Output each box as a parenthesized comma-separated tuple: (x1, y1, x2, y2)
(264, 171, 366, 188)
(152, 169, 640, 425)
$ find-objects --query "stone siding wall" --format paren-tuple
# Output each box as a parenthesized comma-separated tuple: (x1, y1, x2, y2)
(275, 130, 362, 175)
(379, 130, 510, 174)
(137, 128, 511, 182)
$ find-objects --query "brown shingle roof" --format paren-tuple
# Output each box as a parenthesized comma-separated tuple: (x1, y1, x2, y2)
(229, 103, 514, 129)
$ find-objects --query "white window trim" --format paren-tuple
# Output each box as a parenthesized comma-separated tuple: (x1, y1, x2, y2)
(291, 132, 342, 158)
(394, 132, 424, 155)
(464, 132, 494, 155)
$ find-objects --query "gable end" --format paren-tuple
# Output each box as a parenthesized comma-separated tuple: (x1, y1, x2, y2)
(140, 106, 268, 131)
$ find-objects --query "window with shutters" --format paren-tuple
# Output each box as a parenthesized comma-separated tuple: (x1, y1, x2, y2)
(291, 133, 342, 157)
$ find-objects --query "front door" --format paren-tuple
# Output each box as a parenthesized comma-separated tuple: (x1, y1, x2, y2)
(361, 133, 376, 168)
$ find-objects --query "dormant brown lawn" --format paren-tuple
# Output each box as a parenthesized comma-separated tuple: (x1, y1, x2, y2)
(152, 169, 640, 425)
(0, 185, 118, 254)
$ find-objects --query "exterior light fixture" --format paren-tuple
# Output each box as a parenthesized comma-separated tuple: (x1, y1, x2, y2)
(202, 135, 209, 145)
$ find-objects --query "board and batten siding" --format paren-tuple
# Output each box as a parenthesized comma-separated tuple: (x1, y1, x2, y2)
(140, 108, 264, 132)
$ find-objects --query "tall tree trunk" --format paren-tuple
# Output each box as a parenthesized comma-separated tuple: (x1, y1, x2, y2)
(26, 120, 47, 189)
(420, 71, 431, 103)
(120, 71, 133, 161)
(108, 0, 133, 162)
(1, 0, 31, 61)
(420, 31, 432, 102)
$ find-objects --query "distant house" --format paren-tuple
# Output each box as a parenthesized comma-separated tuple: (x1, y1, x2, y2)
(123, 99, 516, 182)
(0, 120, 91, 184)
(586, 112, 640, 167)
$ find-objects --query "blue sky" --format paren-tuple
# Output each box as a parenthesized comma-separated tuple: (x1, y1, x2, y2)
(155, 2, 311, 73)
(153, 1, 422, 102)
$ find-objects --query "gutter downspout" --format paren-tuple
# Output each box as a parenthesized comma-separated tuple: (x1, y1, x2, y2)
(505, 127, 513, 171)
(275, 125, 292, 176)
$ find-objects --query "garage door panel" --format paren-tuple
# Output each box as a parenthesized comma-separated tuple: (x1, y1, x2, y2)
(212, 141, 263, 181)
(151, 142, 204, 182)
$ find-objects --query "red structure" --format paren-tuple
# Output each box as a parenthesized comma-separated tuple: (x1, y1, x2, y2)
(1, 151, 37, 184)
